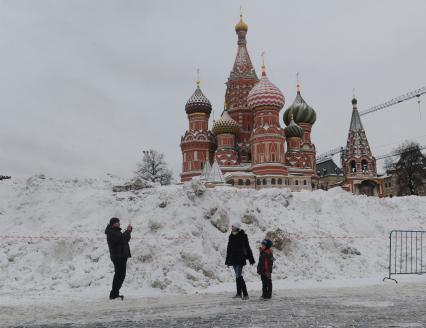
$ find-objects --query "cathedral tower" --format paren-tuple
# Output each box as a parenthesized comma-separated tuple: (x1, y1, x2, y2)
(180, 80, 216, 182)
(212, 104, 240, 167)
(225, 14, 259, 162)
(283, 79, 317, 174)
(284, 111, 304, 166)
(248, 62, 287, 176)
(342, 97, 383, 196)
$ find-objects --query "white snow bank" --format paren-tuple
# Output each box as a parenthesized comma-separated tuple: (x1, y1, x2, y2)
(1, 175, 426, 299)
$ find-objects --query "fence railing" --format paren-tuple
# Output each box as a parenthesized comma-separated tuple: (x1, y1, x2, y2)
(383, 230, 426, 283)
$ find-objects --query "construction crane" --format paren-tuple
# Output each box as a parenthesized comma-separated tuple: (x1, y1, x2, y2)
(359, 86, 426, 116)
(316, 86, 426, 162)
(375, 144, 426, 160)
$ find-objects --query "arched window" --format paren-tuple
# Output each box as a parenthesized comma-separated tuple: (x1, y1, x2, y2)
(263, 178, 267, 185)
(350, 160, 356, 173)
(278, 178, 282, 185)
(271, 178, 276, 185)
(245, 179, 250, 186)
(228, 179, 234, 186)
(238, 179, 243, 185)
(256, 179, 261, 185)
(361, 159, 368, 172)
(295, 180, 299, 186)
(304, 180, 307, 185)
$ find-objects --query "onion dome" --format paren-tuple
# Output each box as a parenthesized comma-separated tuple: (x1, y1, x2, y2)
(247, 64, 285, 110)
(212, 108, 240, 135)
(283, 86, 316, 125)
(185, 83, 212, 115)
(284, 112, 304, 138)
(235, 14, 248, 32)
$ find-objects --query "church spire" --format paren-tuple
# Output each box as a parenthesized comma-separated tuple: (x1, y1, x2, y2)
(229, 12, 257, 80)
(349, 93, 364, 132)
(345, 96, 373, 159)
(225, 11, 260, 160)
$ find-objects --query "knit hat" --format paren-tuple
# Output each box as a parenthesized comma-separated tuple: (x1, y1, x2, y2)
(231, 222, 241, 230)
(109, 217, 120, 225)
(261, 239, 273, 249)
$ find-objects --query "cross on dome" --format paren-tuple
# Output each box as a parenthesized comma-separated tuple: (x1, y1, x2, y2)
(196, 68, 200, 87)
(296, 72, 300, 93)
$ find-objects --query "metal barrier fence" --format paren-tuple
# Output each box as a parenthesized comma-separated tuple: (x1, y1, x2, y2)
(383, 230, 426, 283)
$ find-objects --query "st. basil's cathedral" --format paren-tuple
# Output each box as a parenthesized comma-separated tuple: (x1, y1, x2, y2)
(180, 14, 383, 196)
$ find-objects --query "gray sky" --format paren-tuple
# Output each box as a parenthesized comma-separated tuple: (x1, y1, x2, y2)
(1, 0, 425, 179)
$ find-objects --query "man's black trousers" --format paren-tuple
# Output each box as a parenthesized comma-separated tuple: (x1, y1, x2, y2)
(110, 258, 127, 298)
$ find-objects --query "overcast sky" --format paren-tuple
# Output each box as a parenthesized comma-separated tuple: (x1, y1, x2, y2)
(1, 0, 425, 179)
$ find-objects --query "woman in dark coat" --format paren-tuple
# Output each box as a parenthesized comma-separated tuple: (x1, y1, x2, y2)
(225, 222, 255, 300)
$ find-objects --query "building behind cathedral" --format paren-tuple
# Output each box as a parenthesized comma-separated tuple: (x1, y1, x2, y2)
(180, 14, 384, 196)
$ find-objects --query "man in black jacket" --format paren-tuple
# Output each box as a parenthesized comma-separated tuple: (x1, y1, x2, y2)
(105, 217, 132, 300)
(225, 222, 255, 300)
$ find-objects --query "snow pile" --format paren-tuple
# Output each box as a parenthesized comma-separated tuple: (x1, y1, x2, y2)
(1, 175, 426, 297)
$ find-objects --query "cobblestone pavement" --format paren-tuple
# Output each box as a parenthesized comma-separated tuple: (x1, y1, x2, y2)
(2, 282, 426, 328)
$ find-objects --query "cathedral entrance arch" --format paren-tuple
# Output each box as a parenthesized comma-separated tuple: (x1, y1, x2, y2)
(359, 180, 378, 196)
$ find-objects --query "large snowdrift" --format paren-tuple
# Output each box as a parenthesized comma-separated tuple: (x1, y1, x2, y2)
(1, 175, 426, 298)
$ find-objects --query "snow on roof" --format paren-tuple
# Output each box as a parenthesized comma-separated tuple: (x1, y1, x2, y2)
(223, 171, 255, 178)
(207, 161, 225, 183)
(200, 161, 212, 180)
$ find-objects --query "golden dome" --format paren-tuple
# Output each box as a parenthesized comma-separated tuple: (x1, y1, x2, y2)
(235, 14, 248, 32)
(212, 110, 240, 135)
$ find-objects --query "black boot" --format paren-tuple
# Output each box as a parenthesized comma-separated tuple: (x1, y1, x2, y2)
(240, 276, 249, 300)
(233, 277, 242, 298)
(109, 292, 124, 300)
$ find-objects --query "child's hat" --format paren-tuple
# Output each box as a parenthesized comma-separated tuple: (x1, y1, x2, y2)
(261, 239, 273, 249)
(231, 222, 241, 229)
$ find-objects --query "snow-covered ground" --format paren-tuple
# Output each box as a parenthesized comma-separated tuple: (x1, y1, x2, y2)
(1, 175, 426, 304)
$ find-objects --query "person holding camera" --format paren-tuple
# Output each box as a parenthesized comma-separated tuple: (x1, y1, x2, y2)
(105, 217, 132, 300)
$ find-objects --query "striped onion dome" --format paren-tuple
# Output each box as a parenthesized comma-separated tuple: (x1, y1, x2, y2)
(247, 66, 285, 110)
(284, 113, 304, 138)
(212, 109, 240, 135)
(185, 85, 212, 115)
(283, 91, 316, 125)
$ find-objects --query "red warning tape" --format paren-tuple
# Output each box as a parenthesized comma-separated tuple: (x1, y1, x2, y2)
(0, 234, 384, 241)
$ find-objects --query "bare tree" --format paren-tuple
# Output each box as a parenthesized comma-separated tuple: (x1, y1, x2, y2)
(385, 141, 426, 195)
(135, 149, 172, 185)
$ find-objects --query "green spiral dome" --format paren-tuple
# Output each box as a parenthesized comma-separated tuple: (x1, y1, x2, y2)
(283, 91, 316, 126)
(284, 118, 304, 138)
